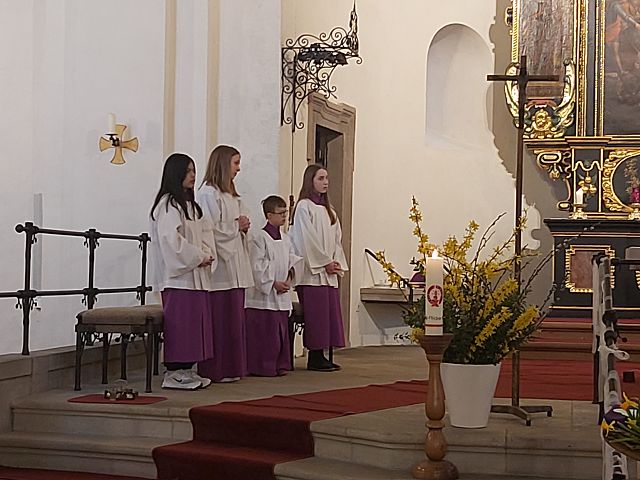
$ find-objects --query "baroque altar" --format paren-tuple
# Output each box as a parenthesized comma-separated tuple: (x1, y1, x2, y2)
(506, 0, 640, 315)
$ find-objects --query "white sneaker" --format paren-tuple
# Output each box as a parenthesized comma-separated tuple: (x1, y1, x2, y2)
(187, 369, 212, 389)
(217, 376, 240, 383)
(162, 370, 201, 390)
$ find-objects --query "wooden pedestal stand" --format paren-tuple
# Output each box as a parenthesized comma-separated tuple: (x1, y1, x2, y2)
(412, 333, 459, 480)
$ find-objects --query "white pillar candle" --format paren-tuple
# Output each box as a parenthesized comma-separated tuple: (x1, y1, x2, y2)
(108, 113, 116, 134)
(425, 249, 444, 335)
(575, 187, 584, 205)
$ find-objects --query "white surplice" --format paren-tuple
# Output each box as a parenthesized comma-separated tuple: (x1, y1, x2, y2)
(245, 229, 303, 312)
(289, 199, 349, 288)
(197, 184, 254, 291)
(149, 194, 217, 292)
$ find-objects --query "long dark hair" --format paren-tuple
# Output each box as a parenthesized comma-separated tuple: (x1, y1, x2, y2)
(293, 164, 337, 225)
(202, 145, 240, 196)
(150, 153, 203, 221)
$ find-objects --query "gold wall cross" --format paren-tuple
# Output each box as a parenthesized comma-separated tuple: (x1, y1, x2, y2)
(99, 124, 139, 165)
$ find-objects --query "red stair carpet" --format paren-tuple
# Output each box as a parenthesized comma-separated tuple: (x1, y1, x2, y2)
(153, 381, 426, 480)
(0, 467, 144, 480)
(154, 358, 640, 480)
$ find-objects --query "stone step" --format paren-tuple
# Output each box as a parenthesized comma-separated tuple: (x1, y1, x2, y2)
(306, 403, 606, 480)
(275, 457, 578, 480)
(11, 400, 192, 441)
(518, 320, 640, 360)
(0, 431, 164, 478)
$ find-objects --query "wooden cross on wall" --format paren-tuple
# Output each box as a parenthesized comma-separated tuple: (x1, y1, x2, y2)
(487, 54, 558, 425)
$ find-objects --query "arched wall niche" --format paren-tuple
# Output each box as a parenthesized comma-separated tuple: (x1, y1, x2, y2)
(426, 23, 493, 148)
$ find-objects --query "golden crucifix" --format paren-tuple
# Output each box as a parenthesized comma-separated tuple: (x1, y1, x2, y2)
(99, 124, 139, 165)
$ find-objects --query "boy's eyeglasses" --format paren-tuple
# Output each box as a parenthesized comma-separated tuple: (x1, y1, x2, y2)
(270, 210, 288, 216)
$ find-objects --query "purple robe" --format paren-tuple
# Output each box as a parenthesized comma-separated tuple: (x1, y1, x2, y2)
(296, 285, 345, 350)
(161, 289, 214, 363)
(198, 288, 248, 381)
(245, 309, 292, 376)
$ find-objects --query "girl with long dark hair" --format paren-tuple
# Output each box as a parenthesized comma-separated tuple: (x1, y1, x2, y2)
(150, 153, 216, 389)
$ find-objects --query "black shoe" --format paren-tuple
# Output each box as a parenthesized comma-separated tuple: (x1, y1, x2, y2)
(330, 362, 341, 371)
(307, 350, 338, 372)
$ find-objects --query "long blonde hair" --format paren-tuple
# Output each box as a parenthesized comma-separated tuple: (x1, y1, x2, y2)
(202, 145, 240, 196)
(293, 164, 337, 225)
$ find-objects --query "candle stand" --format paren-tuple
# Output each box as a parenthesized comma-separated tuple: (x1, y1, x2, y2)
(412, 333, 458, 480)
(570, 203, 587, 220)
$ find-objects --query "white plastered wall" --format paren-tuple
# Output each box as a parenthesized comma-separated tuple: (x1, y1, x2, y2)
(0, 0, 282, 355)
(280, 0, 541, 346)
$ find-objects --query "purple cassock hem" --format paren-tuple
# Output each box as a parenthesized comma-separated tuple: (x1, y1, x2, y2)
(161, 289, 214, 364)
(296, 285, 345, 350)
(198, 288, 248, 382)
(245, 309, 292, 376)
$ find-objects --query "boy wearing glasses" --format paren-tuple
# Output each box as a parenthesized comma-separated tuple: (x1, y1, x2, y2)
(245, 195, 302, 376)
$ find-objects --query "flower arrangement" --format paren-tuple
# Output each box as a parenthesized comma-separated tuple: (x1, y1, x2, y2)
(374, 197, 548, 365)
(602, 394, 640, 450)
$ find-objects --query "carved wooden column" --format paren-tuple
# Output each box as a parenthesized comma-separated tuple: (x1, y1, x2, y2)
(412, 333, 458, 480)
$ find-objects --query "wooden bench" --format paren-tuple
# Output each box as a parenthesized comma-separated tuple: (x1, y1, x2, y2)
(74, 305, 163, 393)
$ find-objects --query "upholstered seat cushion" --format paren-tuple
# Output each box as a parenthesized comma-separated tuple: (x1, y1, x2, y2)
(77, 304, 163, 326)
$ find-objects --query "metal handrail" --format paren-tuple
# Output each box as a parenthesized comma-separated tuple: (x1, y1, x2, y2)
(593, 254, 639, 480)
(0, 222, 151, 355)
(364, 248, 415, 304)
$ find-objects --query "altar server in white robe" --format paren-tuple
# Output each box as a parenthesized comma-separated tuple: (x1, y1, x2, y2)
(245, 195, 303, 376)
(290, 164, 348, 372)
(196, 145, 254, 382)
(149, 153, 216, 390)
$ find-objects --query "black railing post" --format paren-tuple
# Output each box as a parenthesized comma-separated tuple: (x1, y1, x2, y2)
(15, 222, 37, 355)
(139, 233, 150, 306)
(86, 229, 99, 309)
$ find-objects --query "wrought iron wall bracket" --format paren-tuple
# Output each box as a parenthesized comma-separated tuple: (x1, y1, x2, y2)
(281, 2, 361, 131)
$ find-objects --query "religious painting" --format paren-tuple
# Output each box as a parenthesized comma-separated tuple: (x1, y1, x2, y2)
(602, 0, 640, 135)
(602, 150, 640, 212)
(517, 0, 576, 99)
(565, 246, 615, 293)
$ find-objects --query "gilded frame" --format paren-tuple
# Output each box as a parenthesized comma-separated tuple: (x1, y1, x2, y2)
(596, 0, 640, 136)
(565, 244, 616, 292)
(509, 0, 587, 136)
(601, 149, 640, 212)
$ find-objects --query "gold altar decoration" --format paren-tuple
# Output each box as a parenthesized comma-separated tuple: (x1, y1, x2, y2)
(506, 0, 584, 140)
(503, 60, 576, 139)
(504, 1, 640, 219)
(531, 139, 640, 218)
(99, 124, 139, 165)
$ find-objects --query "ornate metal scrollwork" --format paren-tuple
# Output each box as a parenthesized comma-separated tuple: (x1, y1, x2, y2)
(504, 60, 576, 139)
(281, 2, 361, 131)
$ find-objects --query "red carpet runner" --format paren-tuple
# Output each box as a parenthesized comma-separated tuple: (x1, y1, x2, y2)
(0, 467, 144, 480)
(153, 358, 640, 480)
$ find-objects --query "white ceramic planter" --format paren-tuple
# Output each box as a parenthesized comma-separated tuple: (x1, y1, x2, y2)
(440, 362, 501, 428)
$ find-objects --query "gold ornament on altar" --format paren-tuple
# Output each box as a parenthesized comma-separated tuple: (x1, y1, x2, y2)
(503, 60, 576, 140)
(578, 175, 597, 196)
